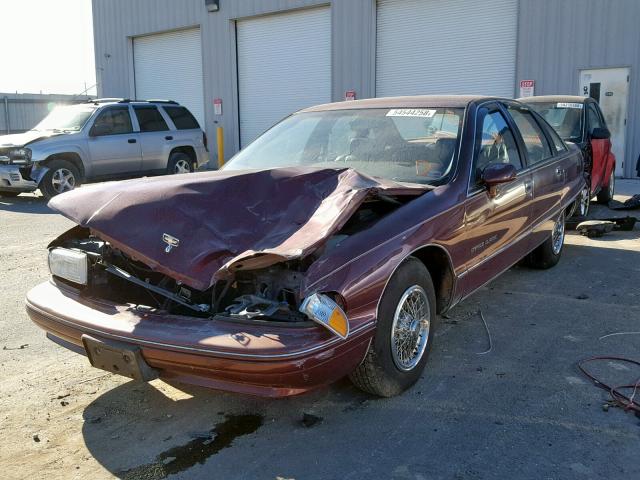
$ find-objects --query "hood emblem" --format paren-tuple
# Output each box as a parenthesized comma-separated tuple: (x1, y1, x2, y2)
(162, 233, 180, 253)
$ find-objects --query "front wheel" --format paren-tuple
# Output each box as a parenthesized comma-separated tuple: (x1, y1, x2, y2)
(527, 211, 565, 269)
(597, 172, 615, 203)
(39, 160, 81, 200)
(349, 257, 436, 397)
(167, 152, 193, 175)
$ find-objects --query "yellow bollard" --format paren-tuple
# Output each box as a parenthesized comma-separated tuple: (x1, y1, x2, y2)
(216, 126, 224, 168)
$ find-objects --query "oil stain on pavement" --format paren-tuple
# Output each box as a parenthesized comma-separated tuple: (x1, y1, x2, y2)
(119, 414, 264, 479)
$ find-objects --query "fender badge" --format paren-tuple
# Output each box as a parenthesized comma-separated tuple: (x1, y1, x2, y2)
(162, 233, 180, 253)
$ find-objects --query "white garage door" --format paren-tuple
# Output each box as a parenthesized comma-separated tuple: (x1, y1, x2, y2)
(237, 7, 331, 146)
(133, 28, 205, 126)
(376, 0, 517, 98)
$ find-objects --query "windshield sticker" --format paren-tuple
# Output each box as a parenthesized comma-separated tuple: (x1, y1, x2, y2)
(556, 102, 583, 109)
(387, 109, 437, 118)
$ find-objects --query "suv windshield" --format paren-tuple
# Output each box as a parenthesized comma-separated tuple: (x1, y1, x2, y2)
(33, 104, 97, 132)
(528, 102, 583, 142)
(224, 107, 464, 185)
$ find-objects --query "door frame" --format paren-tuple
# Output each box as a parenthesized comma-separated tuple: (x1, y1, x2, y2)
(577, 65, 631, 178)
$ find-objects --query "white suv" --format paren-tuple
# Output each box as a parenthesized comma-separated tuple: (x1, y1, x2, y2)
(0, 99, 209, 199)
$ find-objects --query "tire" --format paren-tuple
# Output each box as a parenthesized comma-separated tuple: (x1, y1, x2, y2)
(597, 171, 615, 203)
(349, 257, 436, 397)
(573, 185, 590, 218)
(39, 159, 81, 201)
(167, 152, 193, 175)
(527, 211, 565, 269)
(0, 191, 20, 198)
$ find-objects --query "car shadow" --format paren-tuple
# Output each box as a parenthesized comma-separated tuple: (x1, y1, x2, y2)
(81, 377, 370, 479)
(0, 193, 56, 214)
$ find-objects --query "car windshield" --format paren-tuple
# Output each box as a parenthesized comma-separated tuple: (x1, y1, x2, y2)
(224, 107, 465, 185)
(33, 105, 97, 132)
(528, 102, 583, 141)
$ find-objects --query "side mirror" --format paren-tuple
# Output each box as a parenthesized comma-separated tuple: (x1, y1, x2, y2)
(89, 124, 110, 137)
(591, 127, 611, 140)
(482, 163, 517, 198)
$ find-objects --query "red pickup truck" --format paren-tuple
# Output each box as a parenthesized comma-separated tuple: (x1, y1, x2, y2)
(520, 95, 616, 216)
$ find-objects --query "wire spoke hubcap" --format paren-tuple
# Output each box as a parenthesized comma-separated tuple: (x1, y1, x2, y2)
(552, 212, 565, 255)
(579, 186, 590, 216)
(609, 175, 615, 198)
(51, 168, 76, 193)
(391, 285, 430, 371)
(174, 159, 191, 174)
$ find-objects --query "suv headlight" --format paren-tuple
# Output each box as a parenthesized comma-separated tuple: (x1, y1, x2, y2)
(9, 147, 32, 164)
(48, 248, 88, 285)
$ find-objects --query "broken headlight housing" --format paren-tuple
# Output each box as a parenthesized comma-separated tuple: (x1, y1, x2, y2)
(9, 147, 32, 164)
(48, 248, 88, 285)
(299, 293, 349, 339)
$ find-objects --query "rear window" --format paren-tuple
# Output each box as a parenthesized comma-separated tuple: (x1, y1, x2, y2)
(134, 106, 168, 132)
(163, 106, 200, 130)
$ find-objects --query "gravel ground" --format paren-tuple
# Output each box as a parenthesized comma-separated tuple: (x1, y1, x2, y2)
(1, 181, 639, 480)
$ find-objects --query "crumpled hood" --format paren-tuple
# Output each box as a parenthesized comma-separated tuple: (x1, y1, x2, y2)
(48, 167, 427, 291)
(0, 130, 59, 148)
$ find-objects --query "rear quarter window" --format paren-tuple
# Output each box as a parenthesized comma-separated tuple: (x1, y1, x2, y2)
(163, 106, 200, 130)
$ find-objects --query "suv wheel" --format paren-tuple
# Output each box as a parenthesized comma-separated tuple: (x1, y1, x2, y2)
(167, 152, 193, 175)
(39, 160, 81, 200)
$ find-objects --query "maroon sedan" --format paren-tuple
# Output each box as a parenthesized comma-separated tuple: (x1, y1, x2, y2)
(26, 96, 583, 397)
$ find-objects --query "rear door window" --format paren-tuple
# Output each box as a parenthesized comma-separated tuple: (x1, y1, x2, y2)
(163, 106, 200, 130)
(507, 106, 553, 165)
(586, 103, 604, 133)
(134, 106, 169, 132)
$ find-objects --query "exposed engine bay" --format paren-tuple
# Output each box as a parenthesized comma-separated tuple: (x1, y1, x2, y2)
(49, 195, 406, 323)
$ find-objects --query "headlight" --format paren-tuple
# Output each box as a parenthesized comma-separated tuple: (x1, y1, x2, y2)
(48, 248, 88, 285)
(299, 293, 349, 339)
(9, 148, 32, 163)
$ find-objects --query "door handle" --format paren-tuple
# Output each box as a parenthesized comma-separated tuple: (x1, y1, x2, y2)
(128, 138, 137, 144)
(524, 180, 533, 195)
(555, 167, 564, 179)
(165, 135, 173, 141)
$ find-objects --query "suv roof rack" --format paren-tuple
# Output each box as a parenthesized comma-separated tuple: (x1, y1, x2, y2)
(88, 98, 125, 104)
(114, 99, 179, 105)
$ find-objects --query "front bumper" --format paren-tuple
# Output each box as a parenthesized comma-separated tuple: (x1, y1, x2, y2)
(26, 281, 373, 397)
(0, 164, 38, 192)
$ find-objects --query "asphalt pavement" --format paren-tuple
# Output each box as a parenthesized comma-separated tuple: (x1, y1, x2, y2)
(1, 181, 639, 480)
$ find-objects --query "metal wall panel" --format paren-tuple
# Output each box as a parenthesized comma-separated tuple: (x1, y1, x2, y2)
(517, 0, 640, 177)
(92, 0, 376, 162)
(0, 93, 91, 134)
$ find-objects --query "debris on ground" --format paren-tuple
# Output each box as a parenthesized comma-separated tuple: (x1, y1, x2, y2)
(32, 434, 40, 443)
(301, 413, 323, 428)
(575, 294, 589, 300)
(609, 194, 640, 210)
(576, 220, 615, 237)
(60, 401, 69, 407)
(600, 216, 638, 231)
(579, 356, 640, 416)
(476, 310, 493, 355)
(3, 344, 29, 351)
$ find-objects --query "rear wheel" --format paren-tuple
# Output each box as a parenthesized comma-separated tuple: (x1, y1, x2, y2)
(349, 257, 436, 397)
(527, 211, 565, 269)
(597, 172, 615, 203)
(167, 152, 193, 175)
(39, 160, 81, 200)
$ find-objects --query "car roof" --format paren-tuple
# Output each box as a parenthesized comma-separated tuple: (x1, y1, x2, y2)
(518, 95, 589, 104)
(298, 95, 511, 113)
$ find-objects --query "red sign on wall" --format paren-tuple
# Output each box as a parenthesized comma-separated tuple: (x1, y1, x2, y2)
(213, 98, 222, 115)
(345, 90, 356, 101)
(519, 80, 535, 97)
